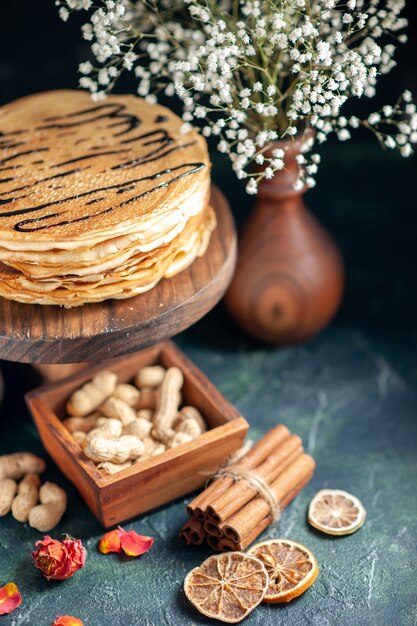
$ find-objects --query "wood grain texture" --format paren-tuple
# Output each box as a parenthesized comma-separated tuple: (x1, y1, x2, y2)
(26, 340, 249, 527)
(0, 185, 236, 363)
(225, 139, 344, 344)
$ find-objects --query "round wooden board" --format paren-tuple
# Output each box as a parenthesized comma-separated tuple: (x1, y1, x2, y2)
(0, 186, 236, 364)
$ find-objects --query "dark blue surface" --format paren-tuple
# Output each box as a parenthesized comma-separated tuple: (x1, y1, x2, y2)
(0, 2, 416, 621)
(0, 140, 416, 625)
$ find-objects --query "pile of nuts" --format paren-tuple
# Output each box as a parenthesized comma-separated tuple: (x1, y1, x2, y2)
(0, 452, 67, 532)
(64, 365, 207, 475)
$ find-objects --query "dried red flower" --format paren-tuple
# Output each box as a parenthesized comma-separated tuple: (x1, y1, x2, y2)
(32, 536, 87, 581)
(120, 530, 154, 557)
(98, 528, 122, 554)
(98, 526, 154, 557)
(0, 582, 22, 615)
(52, 617, 83, 626)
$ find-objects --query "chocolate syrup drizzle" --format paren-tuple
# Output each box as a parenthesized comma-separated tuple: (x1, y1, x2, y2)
(0, 148, 49, 167)
(0, 101, 204, 232)
(41, 103, 141, 136)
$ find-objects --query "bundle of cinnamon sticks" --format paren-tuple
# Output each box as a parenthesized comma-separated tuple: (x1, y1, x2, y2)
(180, 424, 315, 551)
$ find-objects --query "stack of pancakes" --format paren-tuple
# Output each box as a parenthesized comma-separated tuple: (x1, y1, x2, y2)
(0, 91, 215, 306)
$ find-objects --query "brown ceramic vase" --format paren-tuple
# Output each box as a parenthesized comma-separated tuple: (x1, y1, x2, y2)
(225, 139, 344, 345)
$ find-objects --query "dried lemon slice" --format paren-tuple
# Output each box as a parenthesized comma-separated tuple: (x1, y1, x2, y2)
(308, 489, 366, 536)
(248, 538, 318, 603)
(184, 551, 268, 623)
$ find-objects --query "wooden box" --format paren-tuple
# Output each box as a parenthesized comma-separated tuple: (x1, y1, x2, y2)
(26, 341, 249, 527)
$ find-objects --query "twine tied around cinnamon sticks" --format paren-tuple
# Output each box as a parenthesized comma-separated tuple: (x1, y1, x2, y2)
(179, 424, 315, 551)
(210, 465, 281, 523)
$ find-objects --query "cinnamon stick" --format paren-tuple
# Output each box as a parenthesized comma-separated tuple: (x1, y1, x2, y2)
(179, 519, 206, 546)
(206, 434, 303, 523)
(218, 537, 240, 552)
(206, 535, 221, 551)
(204, 519, 224, 537)
(186, 424, 291, 518)
(223, 470, 314, 549)
(222, 453, 315, 546)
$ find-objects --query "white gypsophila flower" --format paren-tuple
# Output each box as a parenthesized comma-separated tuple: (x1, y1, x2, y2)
(338, 129, 351, 141)
(368, 113, 381, 125)
(59, 6, 69, 21)
(59, 0, 415, 193)
(79, 61, 93, 74)
(246, 179, 258, 194)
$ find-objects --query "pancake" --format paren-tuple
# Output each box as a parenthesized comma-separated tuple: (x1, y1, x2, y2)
(0, 205, 216, 306)
(1, 190, 211, 279)
(0, 90, 215, 306)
